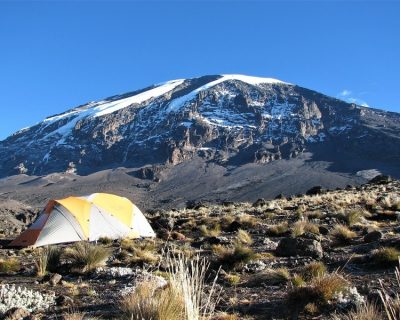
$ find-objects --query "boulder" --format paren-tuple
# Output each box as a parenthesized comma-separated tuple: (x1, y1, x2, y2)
(364, 230, 383, 243)
(276, 237, 323, 258)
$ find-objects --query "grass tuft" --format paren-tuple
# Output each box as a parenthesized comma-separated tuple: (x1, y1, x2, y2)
(34, 246, 62, 277)
(299, 262, 327, 282)
(268, 221, 289, 236)
(119, 282, 184, 320)
(65, 241, 111, 273)
(372, 247, 400, 266)
(0, 257, 20, 273)
(236, 229, 253, 245)
(330, 224, 357, 245)
(330, 302, 383, 320)
(213, 243, 257, 270)
(291, 219, 320, 237)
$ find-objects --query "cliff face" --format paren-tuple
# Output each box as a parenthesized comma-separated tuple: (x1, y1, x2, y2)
(1, 74, 399, 178)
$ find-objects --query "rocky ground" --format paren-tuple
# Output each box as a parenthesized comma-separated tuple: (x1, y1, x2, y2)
(1, 176, 400, 319)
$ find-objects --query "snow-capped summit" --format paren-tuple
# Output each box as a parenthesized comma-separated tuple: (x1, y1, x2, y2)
(0, 74, 399, 178)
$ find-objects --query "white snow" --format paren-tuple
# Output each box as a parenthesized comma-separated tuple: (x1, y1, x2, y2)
(93, 79, 184, 117)
(38, 79, 184, 145)
(167, 74, 288, 113)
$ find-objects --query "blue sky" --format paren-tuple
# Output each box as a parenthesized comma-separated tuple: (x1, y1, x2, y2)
(0, 1, 399, 140)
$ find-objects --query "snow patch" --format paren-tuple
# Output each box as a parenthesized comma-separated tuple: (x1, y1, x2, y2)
(167, 74, 288, 113)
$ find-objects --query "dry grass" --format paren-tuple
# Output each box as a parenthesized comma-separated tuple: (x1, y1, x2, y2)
(224, 273, 241, 286)
(339, 210, 366, 226)
(330, 302, 383, 320)
(167, 253, 221, 320)
(236, 229, 253, 245)
(65, 241, 111, 273)
(213, 243, 256, 270)
(330, 224, 357, 245)
(268, 221, 289, 236)
(237, 214, 259, 228)
(0, 257, 20, 273)
(379, 260, 400, 320)
(120, 239, 159, 265)
(287, 272, 349, 315)
(120, 282, 184, 320)
(34, 246, 62, 276)
(372, 247, 400, 266)
(247, 268, 290, 286)
(291, 219, 320, 237)
(199, 224, 221, 237)
(299, 262, 327, 282)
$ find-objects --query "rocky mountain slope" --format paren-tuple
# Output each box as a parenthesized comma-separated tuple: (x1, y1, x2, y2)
(0, 74, 399, 207)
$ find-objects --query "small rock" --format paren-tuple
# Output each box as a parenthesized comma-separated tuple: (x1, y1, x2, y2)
(364, 230, 383, 243)
(4, 307, 30, 320)
(244, 260, 267, 273)
(319, 226, 329, 235)
(300, 232, 320, 241)
(49, 273, 62, 286)
(227, 221, 242, 232)
(263, 238, 278, 250)
(109, 279, 116, 284)
(55, 295, 74, 307)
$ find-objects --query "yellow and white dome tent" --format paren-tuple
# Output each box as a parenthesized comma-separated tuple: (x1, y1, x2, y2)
(10, 193, 155, 247)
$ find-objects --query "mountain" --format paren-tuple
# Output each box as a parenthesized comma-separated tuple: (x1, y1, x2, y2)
(1, 74, 399, 209)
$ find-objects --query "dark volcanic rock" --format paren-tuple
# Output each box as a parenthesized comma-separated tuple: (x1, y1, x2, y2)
(364, 230, 383, 243)
(276, 237, 323, 258)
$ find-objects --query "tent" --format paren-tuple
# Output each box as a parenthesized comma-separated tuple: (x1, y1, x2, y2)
(10, 193, 155, 247)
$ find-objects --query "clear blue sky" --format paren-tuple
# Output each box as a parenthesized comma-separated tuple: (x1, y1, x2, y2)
(1, 1, 399, 140)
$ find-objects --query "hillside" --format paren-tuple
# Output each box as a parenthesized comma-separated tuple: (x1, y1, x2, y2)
(0, 177, 400, 319)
